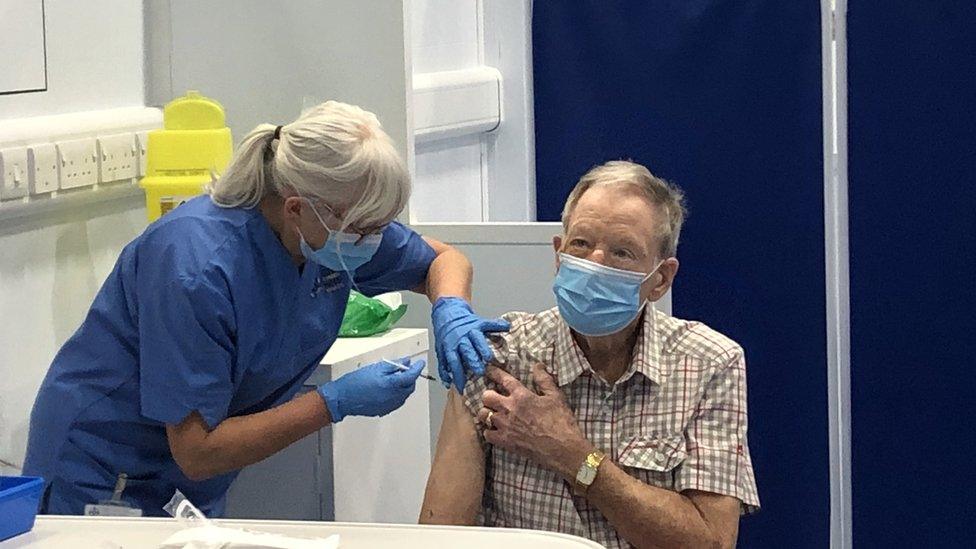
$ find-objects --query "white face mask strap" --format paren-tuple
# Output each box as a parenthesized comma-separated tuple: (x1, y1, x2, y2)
(561, 253, 667, 281)
(302, 197, 333, 233)
(560, 253, 644, 280)
(642, 259, 666, 282)
(297, 199, 355, 287)
(338, 252, 361, 292)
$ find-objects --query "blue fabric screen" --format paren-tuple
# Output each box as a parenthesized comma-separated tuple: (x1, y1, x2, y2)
(532, 2, 828, 547)
(848, 3, 976, 546)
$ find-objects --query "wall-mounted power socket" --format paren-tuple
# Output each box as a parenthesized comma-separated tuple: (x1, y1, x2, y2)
(135, 131, 150, 177)
(97, 133, 138, 183)
(56, 138, 97, 190)
(0, 147, 30, 200)
(29, 144, 59, 194)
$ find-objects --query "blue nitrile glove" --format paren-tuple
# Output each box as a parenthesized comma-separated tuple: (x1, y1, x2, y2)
(431, 297, 511, 393)
(318, 358, 426, 423)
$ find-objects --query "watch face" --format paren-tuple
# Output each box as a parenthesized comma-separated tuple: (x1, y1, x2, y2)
(579, 466, 596, 485)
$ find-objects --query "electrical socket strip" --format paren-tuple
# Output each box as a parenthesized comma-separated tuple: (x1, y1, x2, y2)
(0, 147, 30, 200)
(97, 134, 139, 183)
(56, 138, 98, 190)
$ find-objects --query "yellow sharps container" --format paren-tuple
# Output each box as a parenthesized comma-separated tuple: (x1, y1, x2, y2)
(139, 91, 233, 221)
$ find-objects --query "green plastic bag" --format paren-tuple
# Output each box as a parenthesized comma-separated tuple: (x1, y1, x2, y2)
(339, 291, 408, 337)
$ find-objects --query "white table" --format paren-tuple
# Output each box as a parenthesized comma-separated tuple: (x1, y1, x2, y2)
(319, 328, 432, 525)
(225, 329, 432, 524)
(2, 516, 605, 548)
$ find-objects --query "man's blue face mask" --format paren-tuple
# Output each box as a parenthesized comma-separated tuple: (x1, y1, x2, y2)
(552, 253, 663, 337)
(297, 198, 383, 272)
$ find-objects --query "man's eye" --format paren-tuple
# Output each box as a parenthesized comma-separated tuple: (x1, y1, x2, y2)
(570, 239, 589, 247)
(614, 249, 635, 259)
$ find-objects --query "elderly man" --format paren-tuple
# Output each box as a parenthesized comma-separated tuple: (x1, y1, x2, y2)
(419, 161, 759, 548)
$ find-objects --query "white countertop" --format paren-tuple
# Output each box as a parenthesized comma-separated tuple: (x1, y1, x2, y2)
(3, 516, 605, 548)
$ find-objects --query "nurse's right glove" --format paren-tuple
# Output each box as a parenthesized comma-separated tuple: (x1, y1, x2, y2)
(318, 358, 426, 423)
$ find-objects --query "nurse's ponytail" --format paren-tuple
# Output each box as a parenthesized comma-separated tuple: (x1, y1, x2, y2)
(206, 124, 278, 209)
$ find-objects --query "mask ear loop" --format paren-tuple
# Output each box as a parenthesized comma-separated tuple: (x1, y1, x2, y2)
(643, 259, 666, 367)
(336, 243, 365, 295)
(326, 206, 363, 292)
(638, 258, 665, 332)
(301, 196, 365, 293)
(642, 259, 665, 283)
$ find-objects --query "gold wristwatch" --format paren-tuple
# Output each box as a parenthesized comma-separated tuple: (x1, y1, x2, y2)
(574, 450, 607, 496)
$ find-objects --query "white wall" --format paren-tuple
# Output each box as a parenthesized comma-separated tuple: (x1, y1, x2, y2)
(482, 0, 536, 221)
(0, 0, 147, 474)
(410, 0, 485, 222)
(0, 0, 144, 119)
(150, 0, 411, 167)
(409, 0, 535, 223)
(410, 0, 480, 74)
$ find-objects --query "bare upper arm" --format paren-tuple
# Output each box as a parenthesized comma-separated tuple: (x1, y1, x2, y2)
(165, 411, 212, 481)
(411, 236, 454, 294)
(419, 390, 485, 525)
(422, 236, 452, 255)
(684, 490, 742, 548)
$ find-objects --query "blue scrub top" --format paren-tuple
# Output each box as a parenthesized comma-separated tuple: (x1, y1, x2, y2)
(23, 196, 435, 517)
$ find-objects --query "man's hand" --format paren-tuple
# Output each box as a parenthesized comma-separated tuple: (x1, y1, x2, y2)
(477, 364, 594, 479)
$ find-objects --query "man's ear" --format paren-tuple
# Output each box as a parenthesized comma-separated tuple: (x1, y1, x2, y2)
(552, 235, 563, 273)
(648, 257, 679, 302)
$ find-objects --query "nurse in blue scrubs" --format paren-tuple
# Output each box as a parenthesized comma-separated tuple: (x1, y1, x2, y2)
(23, 101, 509, 517)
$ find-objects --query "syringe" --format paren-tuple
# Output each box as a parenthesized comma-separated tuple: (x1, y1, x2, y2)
(382, 359, 439, 382)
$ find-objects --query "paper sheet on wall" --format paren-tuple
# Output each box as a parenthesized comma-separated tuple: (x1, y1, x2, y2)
(0, 0, 47, 93)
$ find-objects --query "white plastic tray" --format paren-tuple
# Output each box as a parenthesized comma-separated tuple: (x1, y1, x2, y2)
(3, 516, 605, 548)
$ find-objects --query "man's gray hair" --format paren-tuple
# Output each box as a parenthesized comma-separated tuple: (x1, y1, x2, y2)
(561, 160, 687, 258)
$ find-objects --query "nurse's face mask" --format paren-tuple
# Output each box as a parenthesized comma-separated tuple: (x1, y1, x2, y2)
(297, 197, 384, 272)
(552, 252, 663, 337)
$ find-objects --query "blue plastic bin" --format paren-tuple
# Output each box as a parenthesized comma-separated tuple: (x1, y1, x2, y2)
(0, 476, 44, 541)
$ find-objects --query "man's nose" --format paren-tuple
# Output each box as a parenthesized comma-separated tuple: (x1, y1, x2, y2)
(586, 249, 607, 265)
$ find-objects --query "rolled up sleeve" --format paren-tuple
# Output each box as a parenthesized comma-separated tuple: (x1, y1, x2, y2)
(353, 222, 436, 297)
(137, 262, 237, 429)
(675, 350, 761, 513)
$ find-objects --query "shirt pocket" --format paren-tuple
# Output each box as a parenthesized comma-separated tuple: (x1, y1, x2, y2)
(616, 433, 688, 490)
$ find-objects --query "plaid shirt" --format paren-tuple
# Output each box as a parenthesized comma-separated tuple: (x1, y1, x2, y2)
(462, 306, 760, 548)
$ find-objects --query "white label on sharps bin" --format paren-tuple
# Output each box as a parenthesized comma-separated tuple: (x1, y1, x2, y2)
(84, 503, 143, 517)
(160, 195, 197, 216)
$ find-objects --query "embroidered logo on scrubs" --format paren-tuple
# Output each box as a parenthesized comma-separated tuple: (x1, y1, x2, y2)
(311, 272, 347, 297)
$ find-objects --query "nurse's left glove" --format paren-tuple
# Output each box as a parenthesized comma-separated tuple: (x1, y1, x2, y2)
(319, 358, 426, 423)
(431, 297, 511, 393)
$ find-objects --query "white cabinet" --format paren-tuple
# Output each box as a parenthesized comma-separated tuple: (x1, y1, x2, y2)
(225, 329, 430, 523)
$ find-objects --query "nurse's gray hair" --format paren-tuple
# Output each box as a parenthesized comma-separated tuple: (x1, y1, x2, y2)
(561, 160, 687, 258)
(208, 100, 409, 230)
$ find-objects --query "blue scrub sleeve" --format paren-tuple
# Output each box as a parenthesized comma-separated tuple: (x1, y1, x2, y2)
(138, 265, 237, 429)
(353, 222, 436, 297)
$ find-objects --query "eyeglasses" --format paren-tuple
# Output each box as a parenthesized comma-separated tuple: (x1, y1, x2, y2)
(304, 197, 389, 240)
